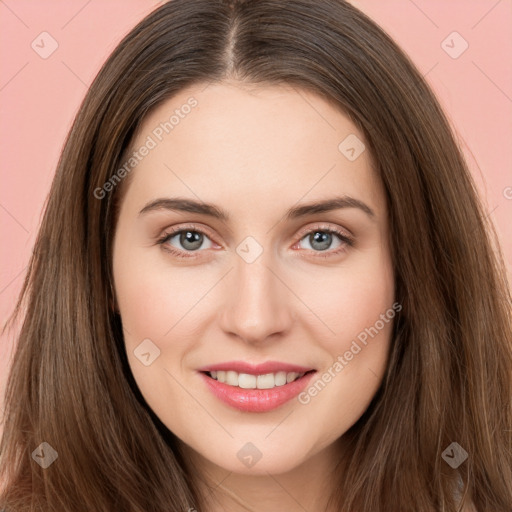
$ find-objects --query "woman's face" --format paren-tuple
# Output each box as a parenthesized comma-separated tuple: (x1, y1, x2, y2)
(112, 81, 395, 476)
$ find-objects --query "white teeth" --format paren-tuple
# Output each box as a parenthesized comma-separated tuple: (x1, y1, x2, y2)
(274, 372, 287, 386)
(256, 373, 275, 389)
(226, 370, 239, 386)
(238, 373, 257, 389)
(287, 372, 299, 383)
(208, 370, 307, 389)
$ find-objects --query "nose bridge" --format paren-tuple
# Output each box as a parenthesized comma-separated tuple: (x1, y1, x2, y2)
(219, 247, 294, 344)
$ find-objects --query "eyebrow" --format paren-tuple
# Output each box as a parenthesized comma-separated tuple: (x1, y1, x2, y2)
(139, 195, 376, 221)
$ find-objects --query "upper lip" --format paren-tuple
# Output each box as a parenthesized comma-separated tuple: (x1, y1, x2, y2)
(197, 361, 316, 375)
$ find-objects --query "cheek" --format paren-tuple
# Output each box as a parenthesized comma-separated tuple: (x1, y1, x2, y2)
(113, 246, 196, 412)
(113, 244, 203, 342)
(299, 246, 395, 352)
(295, 247, 395, 426)
(113, 243, 212, 411)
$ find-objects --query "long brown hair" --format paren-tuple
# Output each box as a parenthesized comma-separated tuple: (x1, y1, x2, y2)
(1, 0, 511, 510)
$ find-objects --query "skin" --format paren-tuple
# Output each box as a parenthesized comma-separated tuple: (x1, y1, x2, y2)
(112, 81, 395, 512)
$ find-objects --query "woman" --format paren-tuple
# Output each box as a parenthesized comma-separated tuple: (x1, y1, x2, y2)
(1, 0, 511, 510)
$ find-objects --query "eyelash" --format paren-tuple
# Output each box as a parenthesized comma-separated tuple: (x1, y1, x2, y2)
(156, 223, 354, 260)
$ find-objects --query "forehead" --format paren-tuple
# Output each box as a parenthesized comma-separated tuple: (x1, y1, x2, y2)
(123, 81, 385, 217)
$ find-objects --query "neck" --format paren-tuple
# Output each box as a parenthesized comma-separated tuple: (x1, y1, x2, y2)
(182, 436, 347, 512)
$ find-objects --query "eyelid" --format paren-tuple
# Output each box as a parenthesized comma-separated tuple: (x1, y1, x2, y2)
(294, 222, 353, 242)
(160, 222, 218, 242)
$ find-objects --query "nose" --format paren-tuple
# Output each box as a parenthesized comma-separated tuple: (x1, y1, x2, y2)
(217, 254, 295, 345)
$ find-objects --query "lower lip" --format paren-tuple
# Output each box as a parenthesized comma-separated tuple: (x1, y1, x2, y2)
(199, 371, 316, 413)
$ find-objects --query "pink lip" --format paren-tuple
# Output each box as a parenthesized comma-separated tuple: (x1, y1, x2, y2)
(198, 371, 317, 413)
(196, 360, 315, 375)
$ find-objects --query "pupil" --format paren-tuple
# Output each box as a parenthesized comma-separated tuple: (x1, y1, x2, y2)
(181, 231, 202, 250)
(311, 231, 331, 251)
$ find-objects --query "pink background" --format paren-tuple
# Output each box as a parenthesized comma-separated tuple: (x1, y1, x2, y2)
(1, 0, 511, 422)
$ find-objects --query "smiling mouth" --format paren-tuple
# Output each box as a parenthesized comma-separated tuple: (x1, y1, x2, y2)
(202, 369, 316, 390)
